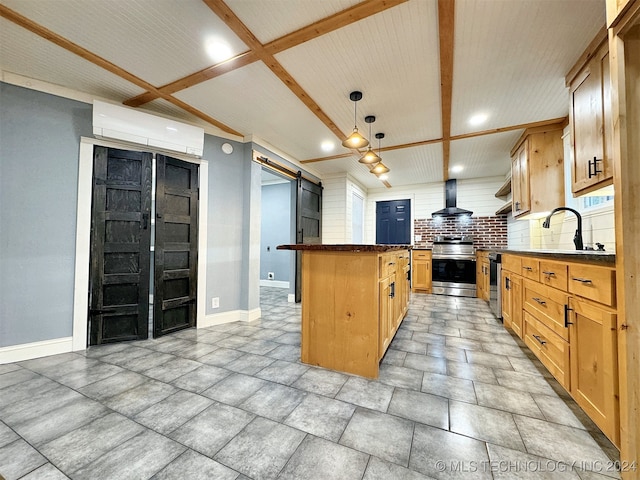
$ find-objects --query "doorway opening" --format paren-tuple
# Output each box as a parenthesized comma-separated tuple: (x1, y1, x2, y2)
(255, 153, 322, 304)
(260, 167, 296, 305)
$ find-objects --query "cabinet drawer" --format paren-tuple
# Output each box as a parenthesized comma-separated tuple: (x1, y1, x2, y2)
(379, 253, 397, 278)
(568, 264, 615, 307)
(412, 250, 431, 260)
(523, 279, 570, 341)
(397, 252, 410, 269)
(502, 255, 521, 273)
(524, 311, 570, 390)
(520, 259, 540, 281)
(540, 260, 568, 291)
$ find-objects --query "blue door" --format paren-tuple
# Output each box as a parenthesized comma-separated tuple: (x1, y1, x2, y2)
(376, 199, 411, 244)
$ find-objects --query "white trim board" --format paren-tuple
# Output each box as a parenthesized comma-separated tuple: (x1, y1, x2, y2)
(199, 308, 262, 328)
(0, 337, 73, 364)
(259, 280, 290, 288)
(72, 136, 209, 352)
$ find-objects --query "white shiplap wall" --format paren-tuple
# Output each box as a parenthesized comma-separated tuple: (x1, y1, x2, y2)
(321, 174, 347, 244)
(321, 173, 369, 244)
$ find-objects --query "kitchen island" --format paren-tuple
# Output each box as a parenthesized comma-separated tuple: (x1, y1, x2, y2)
(278, 244, 411, 378)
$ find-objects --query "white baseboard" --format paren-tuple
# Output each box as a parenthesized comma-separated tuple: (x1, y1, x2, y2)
(198, 308, 262, 328)
(288, 294, 296, 303)
(259, 280, 290, 288)
(0, 337, 74, 364)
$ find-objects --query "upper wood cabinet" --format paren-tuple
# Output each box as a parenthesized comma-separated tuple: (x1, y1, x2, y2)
(511, 141, 530, 216)
(510, 124, 565, 218)
(569, 41, 614, 196)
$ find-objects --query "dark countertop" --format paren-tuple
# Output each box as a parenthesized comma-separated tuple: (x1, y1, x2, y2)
(277, 244, 411, 252)
(493, 249, 615, 266)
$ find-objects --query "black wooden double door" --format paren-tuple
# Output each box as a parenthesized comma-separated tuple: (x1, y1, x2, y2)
(89, 147, 198, 345)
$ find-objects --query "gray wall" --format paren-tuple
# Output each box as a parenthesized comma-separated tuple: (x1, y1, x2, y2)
(203, 134, 247, 315)
(0, 82, 320, 348)
(260, 182, 292, 282)
(0, 83, 92, 347)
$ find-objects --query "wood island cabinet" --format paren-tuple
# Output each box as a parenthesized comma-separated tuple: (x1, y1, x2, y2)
(568, 40, 614, 196)
(277, 245, 410, 379)
(411, 249, 432, 293)
(500, 252, 619, 447)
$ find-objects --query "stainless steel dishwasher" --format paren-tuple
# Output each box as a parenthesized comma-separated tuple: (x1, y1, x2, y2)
(488, 252, 502, 320)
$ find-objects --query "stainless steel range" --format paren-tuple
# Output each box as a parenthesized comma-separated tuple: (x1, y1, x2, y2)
(431, 235, 477, 297)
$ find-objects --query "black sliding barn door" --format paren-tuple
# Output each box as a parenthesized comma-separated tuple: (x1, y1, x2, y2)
(295, 176, 322, 302)
(154, 155, 199, 337)
(89, 147, 152, 345)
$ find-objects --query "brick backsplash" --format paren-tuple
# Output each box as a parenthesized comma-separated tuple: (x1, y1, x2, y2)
(414, 216, 508, 250)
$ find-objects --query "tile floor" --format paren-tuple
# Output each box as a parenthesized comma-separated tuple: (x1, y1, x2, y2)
(0, 288, 621, 480)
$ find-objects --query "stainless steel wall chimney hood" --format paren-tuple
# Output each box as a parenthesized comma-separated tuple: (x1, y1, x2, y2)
(431, 179, 473, 217)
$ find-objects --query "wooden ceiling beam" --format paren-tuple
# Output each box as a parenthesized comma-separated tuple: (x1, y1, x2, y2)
(437, 0, 456, 181)
(202, 0, 348, 141)
(264, 0, 408, 54)
(124, 51, 258, 107)
(0, 3, 242, 136)
(123, 0, 406, 108)
(301, 117, 568, 164)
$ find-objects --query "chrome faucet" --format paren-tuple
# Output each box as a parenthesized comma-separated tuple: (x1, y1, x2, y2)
(542, 207, 584, 250)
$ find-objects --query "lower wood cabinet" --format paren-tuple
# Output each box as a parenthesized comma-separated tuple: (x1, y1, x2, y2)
(502, 270, 522, 338)
(379, 274, 394, 358)
(412, 249, 432, 293)
(523, 311, 571, 390)
(569, 297, 619, 446)
(500, 253, 619, 448)
(476, 251, 490, 301)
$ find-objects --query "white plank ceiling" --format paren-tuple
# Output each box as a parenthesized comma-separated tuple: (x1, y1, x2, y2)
(0, 0, 605, 190)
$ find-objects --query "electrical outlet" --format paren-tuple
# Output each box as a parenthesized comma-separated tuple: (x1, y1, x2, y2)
(267, 272, 274, 280)
(211, 297, 219, 309)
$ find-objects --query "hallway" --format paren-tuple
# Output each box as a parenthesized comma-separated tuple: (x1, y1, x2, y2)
(0, 288, 619, 479)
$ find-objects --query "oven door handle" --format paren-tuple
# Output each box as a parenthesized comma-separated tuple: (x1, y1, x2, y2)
(432, 256, 477, 261)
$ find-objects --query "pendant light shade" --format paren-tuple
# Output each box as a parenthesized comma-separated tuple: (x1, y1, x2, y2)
(371, 161, 390, 175)
(342, 91, 369, 149)
(370, 132, 390, 176)
(359, 115, 381, 164)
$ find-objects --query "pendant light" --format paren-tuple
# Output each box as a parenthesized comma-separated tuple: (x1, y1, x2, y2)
(341, 91, 369, 149)
(359, 115, 381, 164)
(370, 133, 390, 176)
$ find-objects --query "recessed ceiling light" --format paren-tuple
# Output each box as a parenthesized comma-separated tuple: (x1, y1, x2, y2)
(205, 38, 233, 63)
(469, 113, 488, 126)
(321, 140, 334, 152)
(451, 165, 463, 173)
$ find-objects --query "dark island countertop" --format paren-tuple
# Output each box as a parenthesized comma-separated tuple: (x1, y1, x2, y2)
(487, 248, 615, 266)
(277, 244, 411, 252)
